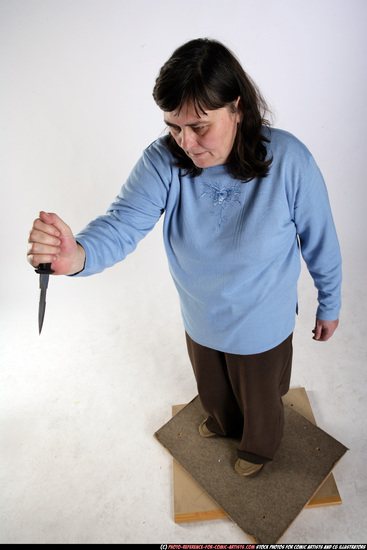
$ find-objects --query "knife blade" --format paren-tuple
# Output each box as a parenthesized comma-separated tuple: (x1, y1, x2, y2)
(35, 263, 54, 334)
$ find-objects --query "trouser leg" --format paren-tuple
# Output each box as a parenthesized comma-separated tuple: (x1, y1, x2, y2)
(185, 332, 293, 463)
(226, 333, 293, 463)
(185, 333, 243, 436)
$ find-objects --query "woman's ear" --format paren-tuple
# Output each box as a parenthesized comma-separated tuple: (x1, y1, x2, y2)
(234, 96, 243, 122)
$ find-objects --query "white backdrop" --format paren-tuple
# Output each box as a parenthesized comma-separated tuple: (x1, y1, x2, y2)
(1, 0, 366, 290)
(1, 0, 366, 315)
(1, 0, 367, 544)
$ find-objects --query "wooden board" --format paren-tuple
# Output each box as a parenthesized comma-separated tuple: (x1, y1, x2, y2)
(172, 388, 342, 523)
(154, 389, 348, 543)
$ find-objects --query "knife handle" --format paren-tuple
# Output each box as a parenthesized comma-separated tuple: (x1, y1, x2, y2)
(35, 262, 55, 275)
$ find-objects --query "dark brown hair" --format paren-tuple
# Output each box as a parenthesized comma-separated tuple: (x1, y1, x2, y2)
(153, 38, 272, 181)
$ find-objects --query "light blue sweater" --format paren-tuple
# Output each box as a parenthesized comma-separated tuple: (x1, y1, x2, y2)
(75, 128, 342, 354)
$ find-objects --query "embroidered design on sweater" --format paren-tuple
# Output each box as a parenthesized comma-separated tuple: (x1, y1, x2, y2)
(200, 182, 242, 229)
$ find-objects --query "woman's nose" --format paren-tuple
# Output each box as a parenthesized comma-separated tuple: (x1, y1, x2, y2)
(179, 128, 197, 151)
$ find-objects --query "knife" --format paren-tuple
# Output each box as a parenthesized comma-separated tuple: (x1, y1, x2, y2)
(35, 263, 54, 334)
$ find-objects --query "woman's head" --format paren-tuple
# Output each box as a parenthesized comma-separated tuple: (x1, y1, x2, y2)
(153, 38, 272, 180)
(153, 38, 245, 115)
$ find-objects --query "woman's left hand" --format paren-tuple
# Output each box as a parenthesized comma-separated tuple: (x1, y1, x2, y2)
(312, 318, 339, 341)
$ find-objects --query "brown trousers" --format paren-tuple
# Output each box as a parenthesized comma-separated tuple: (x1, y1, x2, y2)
(185, 332, 293, 464)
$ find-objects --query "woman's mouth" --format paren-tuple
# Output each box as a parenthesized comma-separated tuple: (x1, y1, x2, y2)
(189, 151, 207, 158)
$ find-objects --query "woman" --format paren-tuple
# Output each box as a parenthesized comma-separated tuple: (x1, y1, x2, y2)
(27, 38, 341, 476)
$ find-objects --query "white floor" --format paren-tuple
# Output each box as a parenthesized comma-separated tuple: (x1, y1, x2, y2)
(1, 225, 366, 544)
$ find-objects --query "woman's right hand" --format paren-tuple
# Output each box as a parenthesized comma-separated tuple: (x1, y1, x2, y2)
(27, 211, 86, 275)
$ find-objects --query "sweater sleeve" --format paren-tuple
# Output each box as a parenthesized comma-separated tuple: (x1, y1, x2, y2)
(293, 156, 342, 321)
(73, 139, 173, 276)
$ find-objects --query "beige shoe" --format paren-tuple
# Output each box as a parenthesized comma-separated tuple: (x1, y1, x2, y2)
(235, 458, 263, 476)
(198, 419, 217, 437)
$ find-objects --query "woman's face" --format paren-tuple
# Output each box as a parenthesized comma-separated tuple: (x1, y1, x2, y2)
(164, 99, 242, 168)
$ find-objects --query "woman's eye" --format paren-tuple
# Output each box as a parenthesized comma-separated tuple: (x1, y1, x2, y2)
(168, 125, 206, 136)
